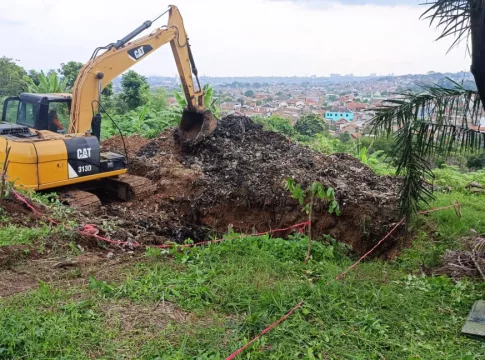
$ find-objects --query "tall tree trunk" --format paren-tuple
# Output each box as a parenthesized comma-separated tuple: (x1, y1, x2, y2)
(470, 1, 485, 111)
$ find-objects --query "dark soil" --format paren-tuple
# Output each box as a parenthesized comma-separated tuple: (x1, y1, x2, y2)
(0, 198, 43, 227)
(100, 115, 402, 255)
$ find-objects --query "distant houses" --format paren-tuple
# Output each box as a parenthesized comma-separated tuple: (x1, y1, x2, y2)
(214, 84, 383, 138)
(325, 109, 354, 122)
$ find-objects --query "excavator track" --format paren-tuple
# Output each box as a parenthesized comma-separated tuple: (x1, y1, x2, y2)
(104, 174, 157, 201)
(58, 189, 102, 213)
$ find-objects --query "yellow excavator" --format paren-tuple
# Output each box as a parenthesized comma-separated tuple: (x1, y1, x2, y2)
(0, 5, 217, 210)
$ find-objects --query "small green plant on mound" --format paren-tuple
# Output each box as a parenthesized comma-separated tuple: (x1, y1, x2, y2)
(285, 179, 340, 264)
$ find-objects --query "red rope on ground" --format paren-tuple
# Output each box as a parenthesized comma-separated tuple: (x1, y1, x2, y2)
(225, 302, 303, 360)
(224, 218, 406, 359)
(9, 185, 142, 247)
(13, 191, 42, 215)
(335, 218, 405, 280)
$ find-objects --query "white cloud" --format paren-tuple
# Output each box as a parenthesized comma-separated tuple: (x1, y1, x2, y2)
(0, 0, 470, 76)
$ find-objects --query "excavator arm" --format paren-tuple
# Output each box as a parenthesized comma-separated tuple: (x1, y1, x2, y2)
(69, 5, 214, 140)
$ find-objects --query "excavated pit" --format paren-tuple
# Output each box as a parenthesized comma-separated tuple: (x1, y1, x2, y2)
(102, 115, 402, 255)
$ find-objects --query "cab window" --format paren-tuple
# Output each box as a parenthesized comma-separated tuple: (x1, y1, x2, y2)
(48, 101, 70, 131)
(17, 102, 35, 127)
(2, 98, 19, 123)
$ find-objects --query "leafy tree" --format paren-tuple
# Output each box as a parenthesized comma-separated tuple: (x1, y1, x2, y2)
(101, 102, 179, 140)
(23, 70, 67, 93)
(306, 134, 338, 154)
(244, 89, 255, 98)
(46, 69, 58, 78)
(0, 57, 26, 96)
(254, 116, 295, 136)
(149, 88, 169, 112)
(26, 69, 41, 86)
(338, 132, 352, 143)
(294, 113, 326, 137)
(102, 82, 113, 97)
(372, 0, 485, 220)
(466, 152, 485, 170)
(358, 136, 395, 156)
(119, 70, 149, 111)
(58, 61, 83, 89)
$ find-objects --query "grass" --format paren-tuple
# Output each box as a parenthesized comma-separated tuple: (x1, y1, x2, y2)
(0, 224, 53, 247)
(1, 231, 485, 359)
(0, 284, 118, 359)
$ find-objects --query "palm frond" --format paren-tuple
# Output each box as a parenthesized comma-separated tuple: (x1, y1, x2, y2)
(371, 81, 484, 220)
(421, 0, 485, 52)
(373, 80, 484, 154)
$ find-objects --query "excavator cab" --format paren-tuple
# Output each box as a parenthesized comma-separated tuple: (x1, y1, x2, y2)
(2, 93, 72, 133)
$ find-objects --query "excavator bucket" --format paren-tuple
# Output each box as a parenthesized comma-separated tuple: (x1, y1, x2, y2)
(178, 108, 218, 143)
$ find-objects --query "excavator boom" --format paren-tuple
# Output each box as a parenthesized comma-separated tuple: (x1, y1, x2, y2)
(70, 5, 216, 142)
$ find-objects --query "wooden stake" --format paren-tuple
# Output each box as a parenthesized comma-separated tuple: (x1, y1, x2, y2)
(0, 144, 11, 203)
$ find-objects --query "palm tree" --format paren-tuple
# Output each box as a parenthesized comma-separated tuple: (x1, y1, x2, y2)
(372, 0, 485, 220)
(23, 70, 68, 93)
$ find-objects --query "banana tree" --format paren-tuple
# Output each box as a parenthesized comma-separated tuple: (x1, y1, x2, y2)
(23, 71, 68, 93)
(173, 84, 220, 116)
(372, 0, 485, 220)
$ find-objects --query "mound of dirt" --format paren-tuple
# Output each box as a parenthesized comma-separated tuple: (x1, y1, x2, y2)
(102, 115, 402, 255)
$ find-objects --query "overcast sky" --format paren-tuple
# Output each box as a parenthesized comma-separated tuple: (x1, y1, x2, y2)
(0, 0, 471, 77)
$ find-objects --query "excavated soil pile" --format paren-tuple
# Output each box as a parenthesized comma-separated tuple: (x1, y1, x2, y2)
(102, 115, 402, 255)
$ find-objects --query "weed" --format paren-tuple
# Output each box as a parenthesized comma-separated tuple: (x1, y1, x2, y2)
(0, 225, 52, 247)
(285, 179, 340, 263)
(145, 247, 169, 259)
